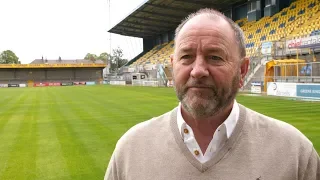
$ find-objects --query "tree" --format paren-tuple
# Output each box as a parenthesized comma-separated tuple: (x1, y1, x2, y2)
(0, 50, 19, 64)
(98, 52, 110, 63)
(84, 53, 98, 62)
(84, 48, 127, 72)
(110, 47, 128, 72)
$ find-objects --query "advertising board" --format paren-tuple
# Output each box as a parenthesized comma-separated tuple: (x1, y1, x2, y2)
(251, 86, 262, 94)
(296, 84, 320, 99)
(267, 82, 297, 97)
(110, 81, 126, 85)
(48, 82, 61, 86)
(34, 83, 49, 87)
(61, 82, 73, 86)
(103, 81, 110, 85)
(0, 84, 8, 88)
(261, 42, 273, 55)
(86, 82, 96, 85)
(8, 84, 20, 88)
(267, 82, 320, 99)
(73, 82, 86, 85)
(286, 34, 320, 49)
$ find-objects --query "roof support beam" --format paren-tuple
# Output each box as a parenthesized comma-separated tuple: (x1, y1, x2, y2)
(174, 0, 217, 8)
(139, 10, 184, 20)
(124, 20, 173, 28)
(131, 15, 179, 24)
(117, 24, 162, 33)
(144, 3, 193, 14)
(113, 29, 155, 37)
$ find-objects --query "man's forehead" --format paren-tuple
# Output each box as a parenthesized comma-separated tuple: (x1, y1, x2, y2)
(175, 15, 233, 44)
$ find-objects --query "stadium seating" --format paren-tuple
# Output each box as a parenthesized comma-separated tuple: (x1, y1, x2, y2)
(243, 0, 320, 57)
(129, 0, 320, 67)
(131, 41, 175, 67)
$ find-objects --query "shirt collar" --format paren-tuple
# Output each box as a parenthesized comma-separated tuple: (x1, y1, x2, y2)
(177, 99, 239, 139)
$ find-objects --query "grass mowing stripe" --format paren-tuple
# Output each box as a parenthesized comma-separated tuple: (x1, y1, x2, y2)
(0, 91, 38, 180)
(51, 88, 101, 179)
(58, 88, 128, 172)
(0, 93, 28, 133)
(0, 93, 31, 178)
(35, 88, 71, 180)
(79, 87, 150, 126)
(80, 86, 177, 128)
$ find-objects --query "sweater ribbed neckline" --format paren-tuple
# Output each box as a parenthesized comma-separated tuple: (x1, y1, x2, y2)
(170, 103, 248, 172)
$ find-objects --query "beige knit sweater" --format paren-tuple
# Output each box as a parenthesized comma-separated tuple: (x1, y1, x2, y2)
(104, 104, 320, 180)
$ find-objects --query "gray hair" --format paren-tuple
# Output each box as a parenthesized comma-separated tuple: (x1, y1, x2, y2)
(174, 8, 246, 58)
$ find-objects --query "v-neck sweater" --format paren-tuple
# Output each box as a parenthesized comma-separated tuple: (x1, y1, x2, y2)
(104, 104, 320, 180)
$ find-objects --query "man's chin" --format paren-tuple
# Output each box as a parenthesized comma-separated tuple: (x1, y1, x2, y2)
(182, 104, 217, 119)
(184, 93, 213, 102)
(187, 87, 213, 95)
(182, 99, 212, 111)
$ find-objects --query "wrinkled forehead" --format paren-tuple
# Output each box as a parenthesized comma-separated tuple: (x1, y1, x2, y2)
(175, 14, 235, 50)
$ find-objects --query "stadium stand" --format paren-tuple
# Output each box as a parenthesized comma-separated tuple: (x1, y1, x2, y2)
(131, 41, 175, 67)
(241, 0, 320, 57)
(124, 0, 319, 70)
(0, 59, 106, 86)
(93, 0, 320, 90)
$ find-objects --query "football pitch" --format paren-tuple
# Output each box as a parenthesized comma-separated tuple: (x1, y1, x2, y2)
(0, 85, 319, 180)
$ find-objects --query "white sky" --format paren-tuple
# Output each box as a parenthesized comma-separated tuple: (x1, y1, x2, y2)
(0, 0, 146, 64)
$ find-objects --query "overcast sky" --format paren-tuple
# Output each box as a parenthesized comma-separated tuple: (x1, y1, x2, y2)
(0, 0, 146, 64)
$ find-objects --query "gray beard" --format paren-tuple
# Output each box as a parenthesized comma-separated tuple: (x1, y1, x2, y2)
(174, 75, 239, 120)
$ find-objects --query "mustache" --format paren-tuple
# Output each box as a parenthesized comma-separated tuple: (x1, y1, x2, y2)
(184, 81, 216, 89)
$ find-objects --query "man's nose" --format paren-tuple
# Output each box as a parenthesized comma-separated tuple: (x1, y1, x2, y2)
(190, 56, 209, 79)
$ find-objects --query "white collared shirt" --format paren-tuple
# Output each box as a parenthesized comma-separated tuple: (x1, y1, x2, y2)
(177, 100, 240, 163)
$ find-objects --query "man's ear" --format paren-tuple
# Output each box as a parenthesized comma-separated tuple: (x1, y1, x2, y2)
(170, 54, 174, 67)
(239, 57, 250, 88)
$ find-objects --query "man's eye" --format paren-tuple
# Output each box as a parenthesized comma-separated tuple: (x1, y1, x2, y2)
(181, 55, 192, 59)
(180, 55, 194, 65)
(209, 56, 223, 61)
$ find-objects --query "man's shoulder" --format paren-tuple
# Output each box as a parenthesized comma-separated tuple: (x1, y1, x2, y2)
(240, 104, 313, 148)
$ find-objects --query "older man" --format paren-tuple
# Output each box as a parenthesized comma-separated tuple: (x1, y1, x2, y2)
(104, 8, 320, 180)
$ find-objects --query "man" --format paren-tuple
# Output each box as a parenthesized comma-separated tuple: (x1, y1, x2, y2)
(105, 8, 320, 180)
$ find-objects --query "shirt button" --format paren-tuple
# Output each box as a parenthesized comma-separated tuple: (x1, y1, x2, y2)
(184, 128, 189, 134)
(194, 150, 200, 156)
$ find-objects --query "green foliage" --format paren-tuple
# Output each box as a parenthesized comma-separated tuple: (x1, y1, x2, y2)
(0, 50, 19, 64)
(84, 53, 98, 62)
(97, 52, 109, 63)
(84, 47, 128, 72)
(111, 46, 128, 72)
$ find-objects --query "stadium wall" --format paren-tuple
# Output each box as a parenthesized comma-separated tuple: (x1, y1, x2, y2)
(233, 3, 248, 21)
(247, 1, 261, 21)
(143, 38, 155, 52)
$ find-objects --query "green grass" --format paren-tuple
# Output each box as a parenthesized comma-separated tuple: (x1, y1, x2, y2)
(0, 85, 319, 180)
